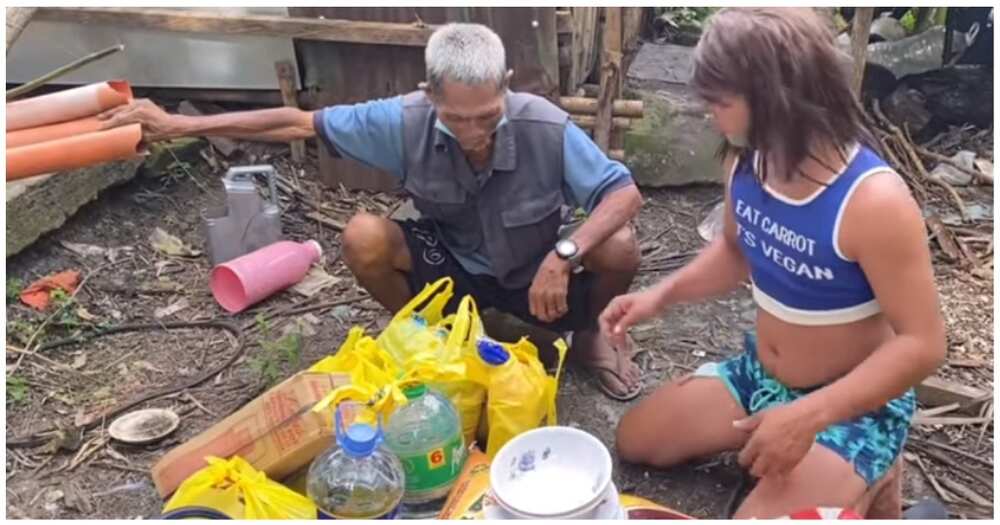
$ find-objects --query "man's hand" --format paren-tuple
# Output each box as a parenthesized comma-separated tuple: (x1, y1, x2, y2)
(734, 400, 825, 479)
(97, 99, 179, 142)
(599, 288, 663, 350)
(529, 252, 572, 323)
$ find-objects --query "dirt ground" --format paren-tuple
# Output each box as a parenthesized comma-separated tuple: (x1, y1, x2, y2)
(5, 137, 994, 519)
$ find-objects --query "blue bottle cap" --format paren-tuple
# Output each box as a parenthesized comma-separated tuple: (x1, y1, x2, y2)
(335, 405, 383, 458)
(338, 423, 381, 458)
(476, 337, 510, 365)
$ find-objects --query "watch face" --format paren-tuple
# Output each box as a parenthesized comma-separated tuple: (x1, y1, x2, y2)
(556, 239, 577, 258)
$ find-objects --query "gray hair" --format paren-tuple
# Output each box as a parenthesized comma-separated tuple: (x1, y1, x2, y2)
(425, 23, 507, 92)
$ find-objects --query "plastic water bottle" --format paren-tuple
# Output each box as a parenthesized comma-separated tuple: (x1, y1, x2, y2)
(306, 405, 405, 519)
(384, 384, 466, 517)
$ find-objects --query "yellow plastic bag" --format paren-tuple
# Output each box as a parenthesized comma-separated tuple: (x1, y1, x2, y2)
(312, 279, 487, 443)
(482, 336, 567, 459)
(433, 296, 487, 445)
(162, 455, 316, 519)
(376, 277, 454, 365)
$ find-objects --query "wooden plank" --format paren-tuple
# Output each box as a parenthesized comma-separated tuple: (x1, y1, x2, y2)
(849, 7, 875, 98)
(556, 9, 572, 35)
(569, 7, 600, 94)
(621, 8, 645, 80)
(34, 7, 436, 47)
(274, 60, 306, 163)
(6, 7, 37, 52)
(916, 376, 990, 414)
(912, 415, 993, 427)
(594, 7, 623, 152)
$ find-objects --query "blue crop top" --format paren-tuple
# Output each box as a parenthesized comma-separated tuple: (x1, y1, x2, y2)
(730, 143, 891, 326)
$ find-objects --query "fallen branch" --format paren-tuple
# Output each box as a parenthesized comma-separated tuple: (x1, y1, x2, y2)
(905, 452, 955, 503)
(908, 436, 993, 468)
(914, 443, 994, 489)
(871, 100, 969, 221)
(911, 415, 993, 426)
(938, 476, 992, 507)
(915, 144, 993, 185)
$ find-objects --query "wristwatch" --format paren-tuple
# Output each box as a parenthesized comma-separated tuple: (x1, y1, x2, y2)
(555, 238, 582, 267)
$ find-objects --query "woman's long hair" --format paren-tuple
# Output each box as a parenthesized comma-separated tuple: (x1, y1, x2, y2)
(691, 7, 880, 183)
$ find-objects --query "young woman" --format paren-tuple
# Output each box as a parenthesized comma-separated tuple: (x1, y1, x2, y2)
(600, 8, 945, 519)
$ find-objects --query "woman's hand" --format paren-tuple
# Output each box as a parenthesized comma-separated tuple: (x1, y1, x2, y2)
(599, 288, 664, 350)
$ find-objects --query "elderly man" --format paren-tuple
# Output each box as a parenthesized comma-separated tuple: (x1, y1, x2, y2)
(99, 23, 644, 400)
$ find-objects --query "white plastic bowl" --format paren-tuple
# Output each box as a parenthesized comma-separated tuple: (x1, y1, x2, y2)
(490, 426, 613, 519)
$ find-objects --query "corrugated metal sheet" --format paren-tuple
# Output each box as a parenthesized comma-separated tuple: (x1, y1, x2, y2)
(289, 7, 559, 191)
(6, 7, 299, 90)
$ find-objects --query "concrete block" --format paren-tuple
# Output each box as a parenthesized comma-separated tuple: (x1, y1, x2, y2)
(6, 159, 142, 257)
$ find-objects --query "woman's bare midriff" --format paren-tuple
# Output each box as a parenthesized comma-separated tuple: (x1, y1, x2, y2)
(754, 309, 895, 389)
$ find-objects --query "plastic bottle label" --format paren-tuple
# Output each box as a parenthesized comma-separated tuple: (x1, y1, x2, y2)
(399, 434, 465, 493)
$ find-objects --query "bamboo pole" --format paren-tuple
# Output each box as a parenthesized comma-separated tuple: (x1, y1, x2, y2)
(6, 44, 125, 100)
(849, 7, 875, 98)
(559, 97, 643, 118)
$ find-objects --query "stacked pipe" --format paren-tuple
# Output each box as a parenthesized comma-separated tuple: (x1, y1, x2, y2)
(559, 96, 643, 162)
(6, 80, 143, 181)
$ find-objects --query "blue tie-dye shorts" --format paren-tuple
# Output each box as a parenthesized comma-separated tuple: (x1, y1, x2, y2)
(694, 332, 915, 486)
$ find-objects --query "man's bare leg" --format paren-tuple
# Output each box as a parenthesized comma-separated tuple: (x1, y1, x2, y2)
(574, 225, 643, 397)
(341, 212, 414, 313)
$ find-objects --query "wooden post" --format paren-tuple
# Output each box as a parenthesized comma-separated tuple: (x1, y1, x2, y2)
(274, 60, 306, 163)
(6, 7, 37, 53)
(595, 7, 622, 153)
(849, 7, 875, 99)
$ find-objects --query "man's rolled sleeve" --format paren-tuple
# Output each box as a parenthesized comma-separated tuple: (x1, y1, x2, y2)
(313, 96, 405, 178)
(562, 122, 635, 212)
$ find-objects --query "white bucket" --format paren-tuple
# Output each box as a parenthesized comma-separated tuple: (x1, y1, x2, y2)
(489, 426, 613, 519)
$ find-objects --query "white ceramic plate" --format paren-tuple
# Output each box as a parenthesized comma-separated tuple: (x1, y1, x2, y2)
(484, 482, 625, 520)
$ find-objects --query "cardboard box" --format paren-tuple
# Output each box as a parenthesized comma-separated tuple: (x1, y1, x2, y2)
(151, 371, 349, 497)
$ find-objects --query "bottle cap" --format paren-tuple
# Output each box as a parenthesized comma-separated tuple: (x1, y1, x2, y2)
(403, 383, 428, 399)
(335, 404, 382, 458)
(476, 337, 510, 365)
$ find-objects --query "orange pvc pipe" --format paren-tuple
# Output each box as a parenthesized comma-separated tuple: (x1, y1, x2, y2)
(6, 80, 132, 132)
(6, 116, 104, 148)
(6, 123, 143, 181)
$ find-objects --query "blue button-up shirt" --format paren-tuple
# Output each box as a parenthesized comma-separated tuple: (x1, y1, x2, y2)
(313, 95, 634, 275)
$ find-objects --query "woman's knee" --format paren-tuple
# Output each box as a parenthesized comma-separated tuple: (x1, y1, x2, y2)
(342, 213, 397, 271)
(615, 406, 683, 467)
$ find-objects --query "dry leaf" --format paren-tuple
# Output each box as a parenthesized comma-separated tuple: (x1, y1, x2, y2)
(133, 360, 165, 373)
(974, 158, 993, 176)
(149, 227, 202, 258)
(75, 307, 98, 322)
(154, 298, 190, 319)
(71, 353, 87, 369)
(291, 266, 342, 297)
(60, 241, 107, 258)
